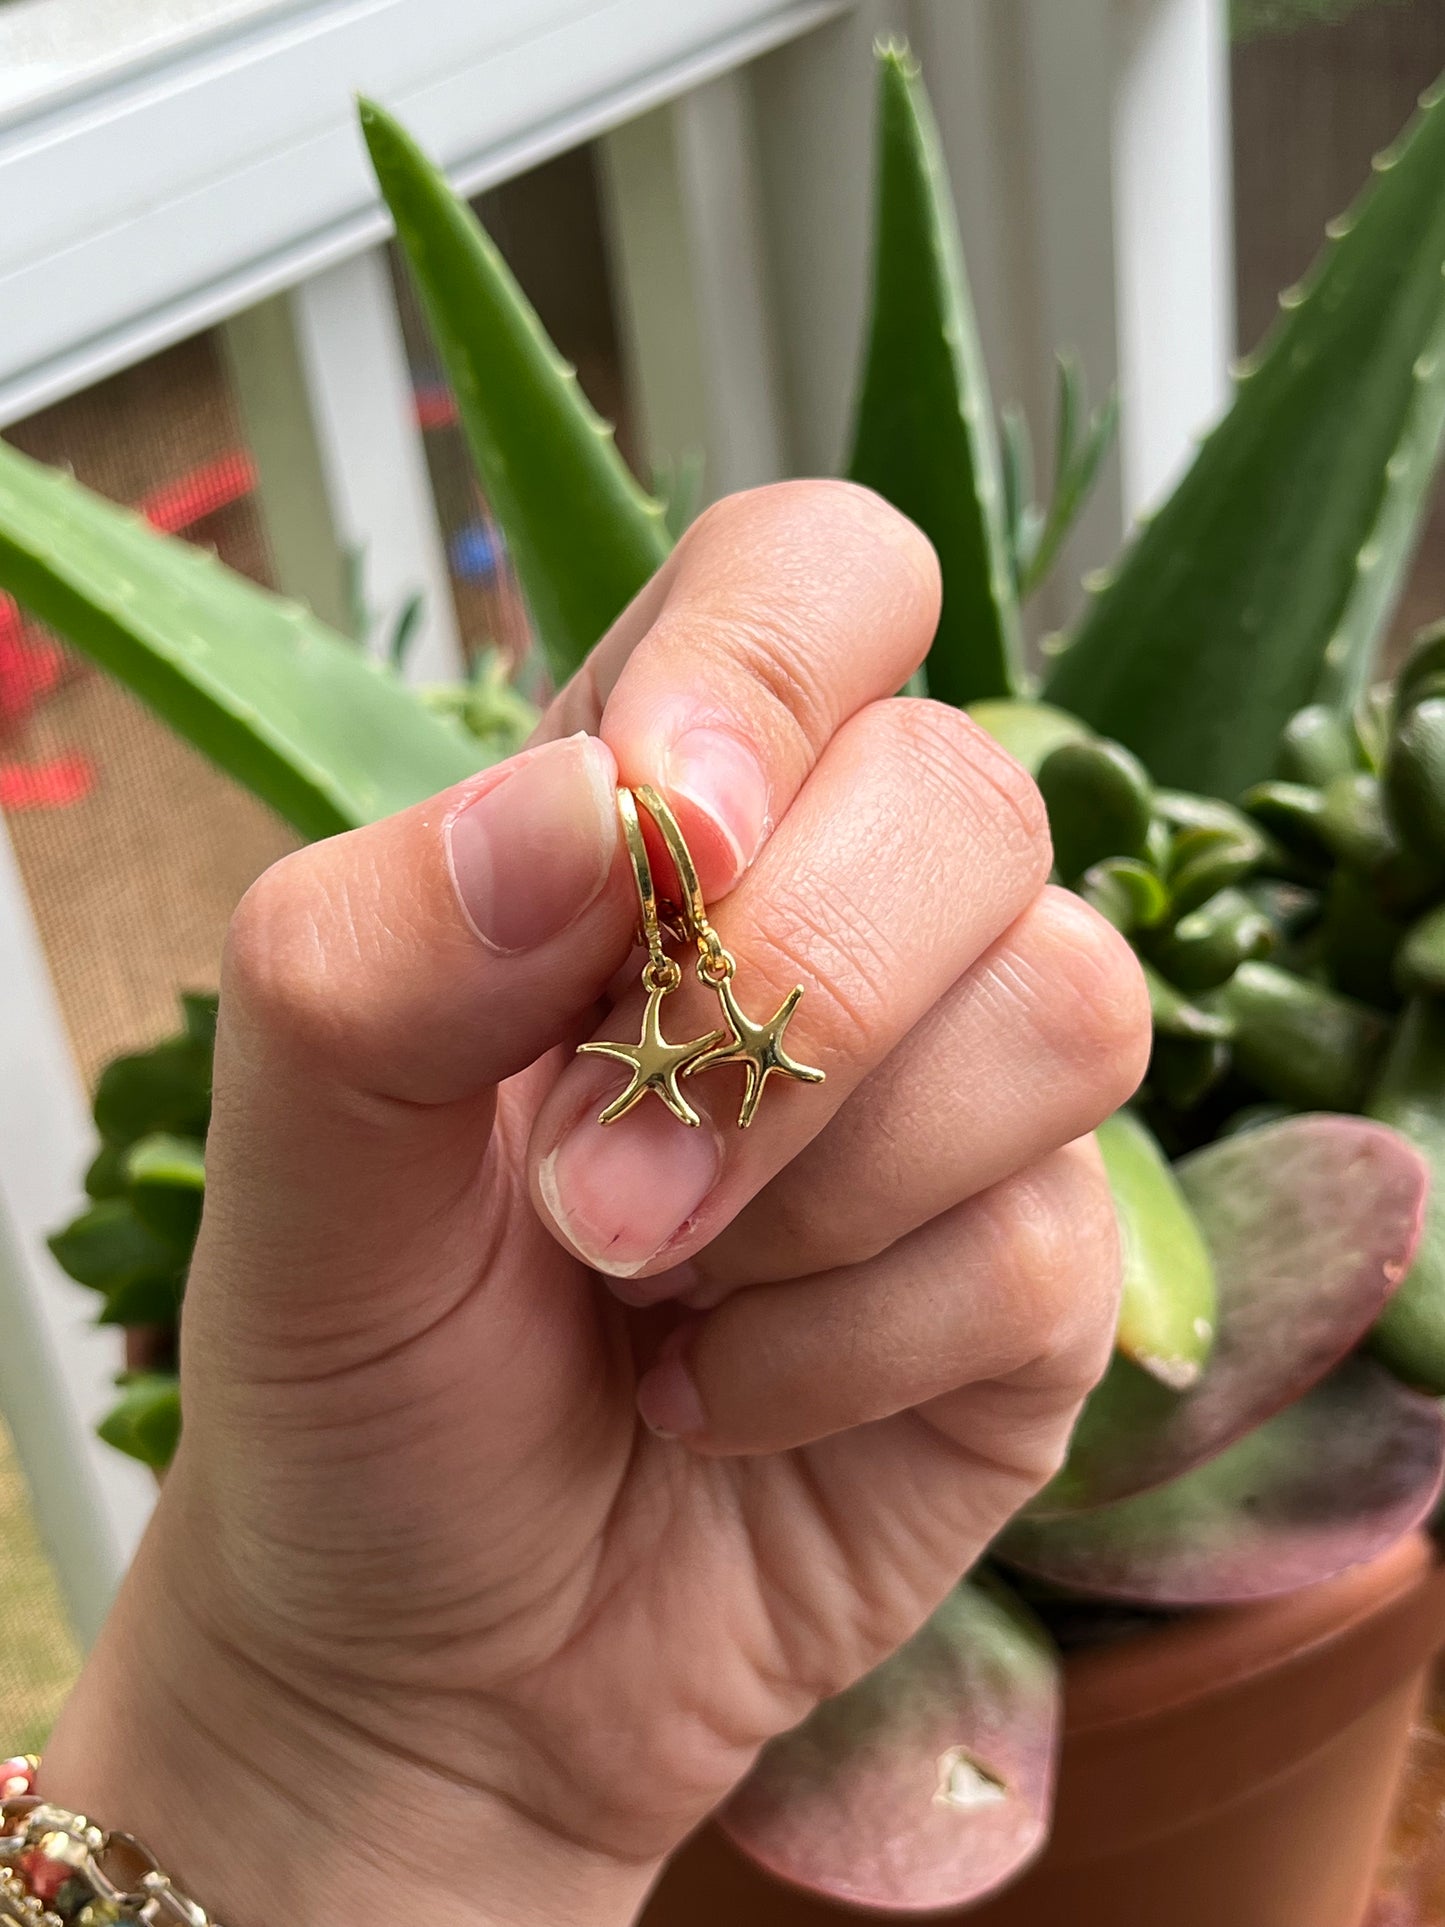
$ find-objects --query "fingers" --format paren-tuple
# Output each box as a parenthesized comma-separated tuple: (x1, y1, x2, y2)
(636, 1139, 1120, 1462)
(193, 733, 631, 1338)
(529, 696, 1053, 1280)
(677, 888, 1149, 1299)
(541, 481, 942, 896)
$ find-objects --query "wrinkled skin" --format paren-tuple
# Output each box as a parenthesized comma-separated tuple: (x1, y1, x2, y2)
(46, 484, 1148, 1927)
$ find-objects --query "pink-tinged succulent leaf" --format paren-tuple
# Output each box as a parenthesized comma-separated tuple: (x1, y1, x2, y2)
(999, 1358, 1445, 1605)
(1032, 1115, 1427, 1518)
(721, 1577, 1060, 1914)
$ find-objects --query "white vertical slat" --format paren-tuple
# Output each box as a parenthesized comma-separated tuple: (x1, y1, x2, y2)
(223, 247, 464, 683)
(1112, 0, 1235, 515)
(0, 820, 154, 1649)
(599, 67, 789, 505)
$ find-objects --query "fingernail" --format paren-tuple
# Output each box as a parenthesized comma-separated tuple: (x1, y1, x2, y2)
(663, 726, 770, 888)
(637, 1323, 707, 1439)
(447, 734, 616, 953)
(539, 1101, 722, 1279)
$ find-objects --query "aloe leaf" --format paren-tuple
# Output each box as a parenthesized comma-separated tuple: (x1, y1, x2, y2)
(1035, 1115, 1427, 1517)
(1018, 358, 1119, 601)
(722, 1576, 1059, 1913)
(1097, 1110, 1217, 1390)
(0, 438, 484, 840)
(1000, 1356, 1445, 1605)
(1044, 75, 1445, 796)
(1369, 997, 1445, 1389)
(846, 45, 1023, 705)
(361, 101, 670, 682)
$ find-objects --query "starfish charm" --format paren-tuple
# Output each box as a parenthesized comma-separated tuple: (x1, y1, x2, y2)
(578, 983, 727, 1127)
(687, 976, 826, 1128)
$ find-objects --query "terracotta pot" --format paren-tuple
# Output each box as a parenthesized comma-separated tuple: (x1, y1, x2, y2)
(643, 1534, 1445, 1927)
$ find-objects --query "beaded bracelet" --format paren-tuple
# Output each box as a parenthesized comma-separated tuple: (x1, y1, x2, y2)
(0, 1759, 223, 1926)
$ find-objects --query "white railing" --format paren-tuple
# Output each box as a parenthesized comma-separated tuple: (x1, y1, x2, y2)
(0, 0, 1234, 1642)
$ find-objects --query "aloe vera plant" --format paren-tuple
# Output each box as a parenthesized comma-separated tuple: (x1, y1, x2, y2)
(19, 37, 1445, 1919)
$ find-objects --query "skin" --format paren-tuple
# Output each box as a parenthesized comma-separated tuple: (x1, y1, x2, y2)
(41, 483, 1150, 1927)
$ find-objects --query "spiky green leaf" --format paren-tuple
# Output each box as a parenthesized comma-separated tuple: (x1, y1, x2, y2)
(361, 100, 670, 681)
(846, 45, 1023, 705)
(1044, 75, 1445, 796)
(0, 439, 484, 839)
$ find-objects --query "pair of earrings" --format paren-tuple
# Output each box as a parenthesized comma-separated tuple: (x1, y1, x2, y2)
(579, 785, 824, 1130)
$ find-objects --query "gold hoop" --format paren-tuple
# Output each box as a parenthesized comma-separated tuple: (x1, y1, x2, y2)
(617, 787, 680, 991)
(632, 784, 734, 983)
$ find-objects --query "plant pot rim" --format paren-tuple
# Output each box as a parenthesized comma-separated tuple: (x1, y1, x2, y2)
(1039, 1531, 1445, 1867)
(1062, 1530, 1440, 1736)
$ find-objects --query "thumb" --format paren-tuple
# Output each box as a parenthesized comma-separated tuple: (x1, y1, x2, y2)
(191, 731, 630, 1342)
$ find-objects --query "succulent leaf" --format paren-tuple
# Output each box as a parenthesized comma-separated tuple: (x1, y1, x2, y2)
(1370, 996, 1445, 1390)
(1097, 1110, 1217, 1389)
(124, 1134, 206, 1252)
(1036, 739, 1154, 883)
(846, 45, 1024, 705)
(1043, 74, 1445, 796)
(98, 1374, 182, 1471)
(722, 1576, 1059, 1913)
(1034, 1115, 1427, 1516)
(1215, 960, 1387, 1108)
(1000, 1357, 1445, 1605)
(361, 100, 670, 682)
(967, 699, 1090, 775)
(0, 437, 484, 839)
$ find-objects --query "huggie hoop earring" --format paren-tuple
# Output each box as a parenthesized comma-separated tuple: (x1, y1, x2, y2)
(631, 785, 825, 1130)
(574, 788, 726, 1127)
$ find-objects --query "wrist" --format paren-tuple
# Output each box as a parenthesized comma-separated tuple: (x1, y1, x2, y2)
(39, 1512, 657, 1927)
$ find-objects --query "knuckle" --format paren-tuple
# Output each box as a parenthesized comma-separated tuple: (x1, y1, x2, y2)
(1026, 888, 1153, 1111)
(222, 846, 354, 1066)
(1006, 1142, 1122, 1389)
(869, 698, 1053, 875)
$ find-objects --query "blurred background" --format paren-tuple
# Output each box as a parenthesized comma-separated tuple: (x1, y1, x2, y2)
(3, 0, 1445, 1906)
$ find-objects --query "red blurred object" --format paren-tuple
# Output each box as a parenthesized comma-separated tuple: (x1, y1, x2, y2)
(0, 447, 257, 811)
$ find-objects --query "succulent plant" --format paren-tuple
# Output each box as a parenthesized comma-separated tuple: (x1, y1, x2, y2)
(19, 37, 1445, 1916)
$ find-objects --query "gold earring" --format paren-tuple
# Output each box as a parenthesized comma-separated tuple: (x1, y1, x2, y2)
(576, 788, 728, 1127)
(632, 785, 825, 1130)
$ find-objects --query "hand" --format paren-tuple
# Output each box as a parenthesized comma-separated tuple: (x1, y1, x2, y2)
(44, 483, 1149, 1927)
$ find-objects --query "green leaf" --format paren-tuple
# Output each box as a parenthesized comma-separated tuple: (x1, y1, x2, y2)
(98, 1375, 181, 1471)
(846, 44, 1023, 705)
(1097, 1109, 1217, 1388)
(1369, 996, 1445, 1389)
(361, 100, 670, 682)
(0, 438, 484, 840)
(967, 699, 1090, 775)
(1036, 739, 1153, 883)
(1145, 886, 1275, 992)
(124, 1134, 205, 1253)
(1078, 857, 1170, 935)
(47, 1200, 180, 1297)
(92, 1035, 211, 1149)
(1215, 960, 1388, 1109)
(1044, 74, 1445, 795)
(1016, 357, 1119, 602)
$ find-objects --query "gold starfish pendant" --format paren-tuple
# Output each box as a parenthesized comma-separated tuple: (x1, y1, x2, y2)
(687, 973, 826, 1129)
(578, 979, 727, 1128)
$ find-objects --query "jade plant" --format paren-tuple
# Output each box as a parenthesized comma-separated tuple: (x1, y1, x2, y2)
(17, 41, 1445, 1913)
